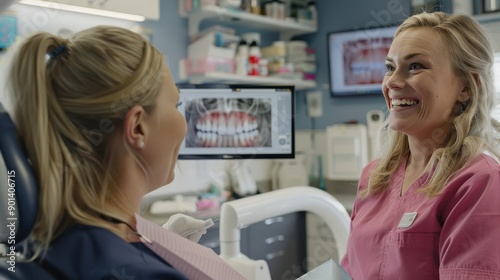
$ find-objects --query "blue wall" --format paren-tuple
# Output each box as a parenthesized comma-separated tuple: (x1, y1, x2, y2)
(143, 0, 453, 130)
(142, 1, 188, 84)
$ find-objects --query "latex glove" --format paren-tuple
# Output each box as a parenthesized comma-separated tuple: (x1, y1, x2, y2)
(162, 213, 214, 243)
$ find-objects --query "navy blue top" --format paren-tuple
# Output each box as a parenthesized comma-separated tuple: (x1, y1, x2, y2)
(40, 224, 188, 280)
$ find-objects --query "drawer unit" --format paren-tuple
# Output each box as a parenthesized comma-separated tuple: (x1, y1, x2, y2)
(248, 212, 307, 279)
(199, 212, 307, 280)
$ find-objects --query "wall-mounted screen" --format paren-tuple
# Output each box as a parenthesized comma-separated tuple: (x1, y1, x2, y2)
(328, 26, 397, 97)
(177, 84, 295, 160)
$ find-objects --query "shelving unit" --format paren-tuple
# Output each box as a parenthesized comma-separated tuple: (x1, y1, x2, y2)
(180, 2, 317, 89)
(185, 72, 316, 90)
(186, 5, 317, 40)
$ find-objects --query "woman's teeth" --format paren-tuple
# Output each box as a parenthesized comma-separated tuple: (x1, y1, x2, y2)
(391, 98, 419, 107)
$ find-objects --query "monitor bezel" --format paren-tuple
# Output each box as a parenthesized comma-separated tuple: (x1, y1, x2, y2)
(327, 25, 397, 97)
(176, 83, 295, 160)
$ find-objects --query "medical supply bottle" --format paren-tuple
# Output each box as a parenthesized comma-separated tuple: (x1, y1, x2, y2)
(235, 39, 248, 76)
(307, 1, 317, 25)
(250, 0, 260, 15)
(259, 58, 268, 76)
(248, 40, 261, 76)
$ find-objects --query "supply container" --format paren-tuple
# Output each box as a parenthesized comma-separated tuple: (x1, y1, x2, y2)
(183, 56, 235, 76)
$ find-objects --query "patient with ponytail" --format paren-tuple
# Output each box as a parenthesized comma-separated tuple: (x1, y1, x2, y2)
(8, 26, 190, 279)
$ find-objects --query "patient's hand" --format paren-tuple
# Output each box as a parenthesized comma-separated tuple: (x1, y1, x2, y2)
(162, 213, 214, 243)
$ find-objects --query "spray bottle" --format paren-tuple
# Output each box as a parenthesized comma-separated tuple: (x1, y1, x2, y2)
(248, 40, 261, 76)
(235, 39, 249, 76)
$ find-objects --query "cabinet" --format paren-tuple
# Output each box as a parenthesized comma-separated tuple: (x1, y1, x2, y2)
(326, 124, 369, 181)
(199, 212, 308, 279)
(39, 0, 160, 20)
(180, 1, 317, 89)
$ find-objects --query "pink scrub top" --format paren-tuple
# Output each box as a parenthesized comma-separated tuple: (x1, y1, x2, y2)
(341, 154, 500, 280)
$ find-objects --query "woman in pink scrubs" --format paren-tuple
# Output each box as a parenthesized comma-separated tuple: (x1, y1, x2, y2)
(341, 12, 500, 280)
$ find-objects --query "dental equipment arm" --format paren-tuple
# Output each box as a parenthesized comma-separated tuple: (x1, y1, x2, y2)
(219, 186, 351, 280)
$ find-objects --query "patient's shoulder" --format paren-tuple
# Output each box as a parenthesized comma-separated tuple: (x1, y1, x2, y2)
(42, 224, 187, 280)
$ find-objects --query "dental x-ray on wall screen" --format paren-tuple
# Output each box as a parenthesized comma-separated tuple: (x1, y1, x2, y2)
(328, 26, 397, 97)
(176, 84, 295, 159)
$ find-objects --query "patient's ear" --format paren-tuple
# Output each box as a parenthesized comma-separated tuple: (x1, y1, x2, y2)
(123, 105, 147, 149)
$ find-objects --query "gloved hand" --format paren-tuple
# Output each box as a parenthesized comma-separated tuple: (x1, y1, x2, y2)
(162, 213, 214, 243)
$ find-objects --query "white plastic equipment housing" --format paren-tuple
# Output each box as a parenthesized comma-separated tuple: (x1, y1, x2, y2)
(219, 186, 351, 280)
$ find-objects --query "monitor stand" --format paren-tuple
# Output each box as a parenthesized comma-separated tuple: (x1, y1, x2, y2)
(227, 160, 257, 197)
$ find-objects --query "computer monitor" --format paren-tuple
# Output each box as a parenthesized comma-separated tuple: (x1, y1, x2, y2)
(177, 84, 295, 160)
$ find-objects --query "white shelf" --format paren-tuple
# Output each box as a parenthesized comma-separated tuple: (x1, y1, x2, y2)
(185, 72, 316, 90)
(187, 5, 317, 40)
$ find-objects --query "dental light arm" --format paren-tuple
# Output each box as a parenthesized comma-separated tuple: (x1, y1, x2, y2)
(219, 186, 351, 280)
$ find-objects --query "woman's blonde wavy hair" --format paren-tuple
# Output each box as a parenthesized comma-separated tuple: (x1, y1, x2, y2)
(8, 26, 165, 259)
(364, 12, 500, 197)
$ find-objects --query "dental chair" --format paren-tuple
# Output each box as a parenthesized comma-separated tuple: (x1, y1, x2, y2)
(0, 104, 57, 279)
(0, 100, 352, 280)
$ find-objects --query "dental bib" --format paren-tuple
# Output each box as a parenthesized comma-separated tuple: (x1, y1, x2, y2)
(135, 214, 245, 280)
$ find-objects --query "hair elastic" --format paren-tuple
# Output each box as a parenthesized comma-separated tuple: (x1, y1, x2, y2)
(49, 45, 66, 59)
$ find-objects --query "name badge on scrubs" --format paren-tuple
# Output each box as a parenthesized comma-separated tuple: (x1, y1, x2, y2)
(398, 212, 417, 228)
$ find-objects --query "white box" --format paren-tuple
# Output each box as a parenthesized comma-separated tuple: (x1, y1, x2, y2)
(188, 31, 239, 59)
(188, 45, 235, 59)
(326, 124, 368, 180)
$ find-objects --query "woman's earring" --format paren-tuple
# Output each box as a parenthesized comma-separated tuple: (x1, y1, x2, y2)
(460, 101, 468, 113)
(138, 141, 145, 148)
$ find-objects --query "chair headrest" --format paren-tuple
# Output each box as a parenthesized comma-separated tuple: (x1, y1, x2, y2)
(0, 103, 39, 244)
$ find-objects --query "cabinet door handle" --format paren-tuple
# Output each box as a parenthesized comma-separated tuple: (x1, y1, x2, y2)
(264, 216, 284, 225)
(265, 235, 285, 244)
(266, 250, 285, 260)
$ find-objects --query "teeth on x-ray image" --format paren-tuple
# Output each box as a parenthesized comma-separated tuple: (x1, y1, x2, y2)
(184, 98, 272, 148)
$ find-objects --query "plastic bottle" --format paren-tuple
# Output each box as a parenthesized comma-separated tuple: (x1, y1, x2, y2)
(235, 39, 249, 76)
(259, 58, 268, 76)
(240, 0, 250, 12)
(250, 0, 260, 15)
(307, 1, 317, 25)
(277, 0, 285, 20)
(248, 40, 260, 76)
